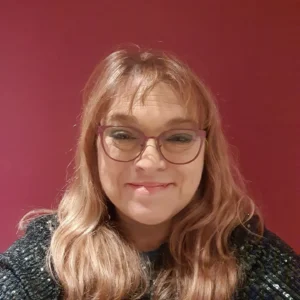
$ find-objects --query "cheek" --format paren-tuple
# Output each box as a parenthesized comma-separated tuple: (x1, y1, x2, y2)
(97, 150, 128, 198)
(99, 154, 117, 182)
(98, 139, 117, 181)
(179, 169, 202, 196)
(178, 159, 204, 198)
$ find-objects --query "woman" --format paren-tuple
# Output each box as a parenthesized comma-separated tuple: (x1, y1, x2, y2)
(0, 48, 299, 300)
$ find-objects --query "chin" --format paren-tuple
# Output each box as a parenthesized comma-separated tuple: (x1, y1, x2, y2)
(132, 214, 171, 226)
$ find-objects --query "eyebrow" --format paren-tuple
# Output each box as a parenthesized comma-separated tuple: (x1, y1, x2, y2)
(106, 113, 198, 127)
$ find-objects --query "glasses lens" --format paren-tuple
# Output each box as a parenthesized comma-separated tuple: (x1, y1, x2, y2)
(103, 127, 142, 161)
(102, 127, 203, 164)
(159, 129, 202, 164)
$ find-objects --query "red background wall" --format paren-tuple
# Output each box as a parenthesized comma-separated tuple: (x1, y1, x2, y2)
(0, 1, 299, 252)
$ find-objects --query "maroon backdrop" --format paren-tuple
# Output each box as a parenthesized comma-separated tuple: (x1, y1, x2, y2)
(0, 1, 299, 252)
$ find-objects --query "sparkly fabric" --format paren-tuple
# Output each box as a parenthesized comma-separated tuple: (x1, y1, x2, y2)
(0, 215, 60, 299)
(0, 214, 299, 299)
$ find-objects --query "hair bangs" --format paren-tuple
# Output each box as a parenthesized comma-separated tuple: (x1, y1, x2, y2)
(96, 57, 207, 130)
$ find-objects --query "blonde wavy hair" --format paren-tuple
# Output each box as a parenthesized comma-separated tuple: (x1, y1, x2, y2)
(21, 47, 263, 299)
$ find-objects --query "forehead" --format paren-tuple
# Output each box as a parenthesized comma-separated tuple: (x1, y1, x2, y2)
(104, 83, 199, 126)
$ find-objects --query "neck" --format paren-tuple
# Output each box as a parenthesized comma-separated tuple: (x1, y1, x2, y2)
(116, 212, 171, 252)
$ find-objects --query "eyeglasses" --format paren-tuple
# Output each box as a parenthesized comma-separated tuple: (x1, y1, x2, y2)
(98, 125, 206, 165)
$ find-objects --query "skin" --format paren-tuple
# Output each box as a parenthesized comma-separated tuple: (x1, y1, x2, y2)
(97, 83, 205, 251)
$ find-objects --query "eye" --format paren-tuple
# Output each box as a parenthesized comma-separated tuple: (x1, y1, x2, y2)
(110, 130, 137, 140)
(165, 134, 194, 143)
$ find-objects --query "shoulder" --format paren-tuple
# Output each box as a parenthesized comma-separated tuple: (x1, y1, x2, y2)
(0, 214, 61, 300)
(231, 217, 300, 299)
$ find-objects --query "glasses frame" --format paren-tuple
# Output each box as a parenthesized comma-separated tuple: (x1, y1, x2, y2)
(98, 125, 207, 165)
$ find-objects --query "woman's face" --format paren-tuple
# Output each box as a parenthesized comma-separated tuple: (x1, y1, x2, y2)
(97, 83, 205, 226)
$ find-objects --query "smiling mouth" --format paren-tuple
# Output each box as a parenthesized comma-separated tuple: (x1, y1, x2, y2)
(126, 183, 173, 195)
(128, 182, 172, 187)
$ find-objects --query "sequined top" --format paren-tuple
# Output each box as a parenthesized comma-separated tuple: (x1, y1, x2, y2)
(0, 214, 299, 299)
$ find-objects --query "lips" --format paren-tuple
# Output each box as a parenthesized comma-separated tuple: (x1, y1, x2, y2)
(126, 182, 173, 195)
(127, 182, 171, 187)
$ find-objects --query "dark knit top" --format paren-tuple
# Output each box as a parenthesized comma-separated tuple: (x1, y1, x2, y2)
(0, 214, 299, 299)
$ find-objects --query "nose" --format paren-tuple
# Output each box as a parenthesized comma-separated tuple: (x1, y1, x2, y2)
(134, 139, 166, 171)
